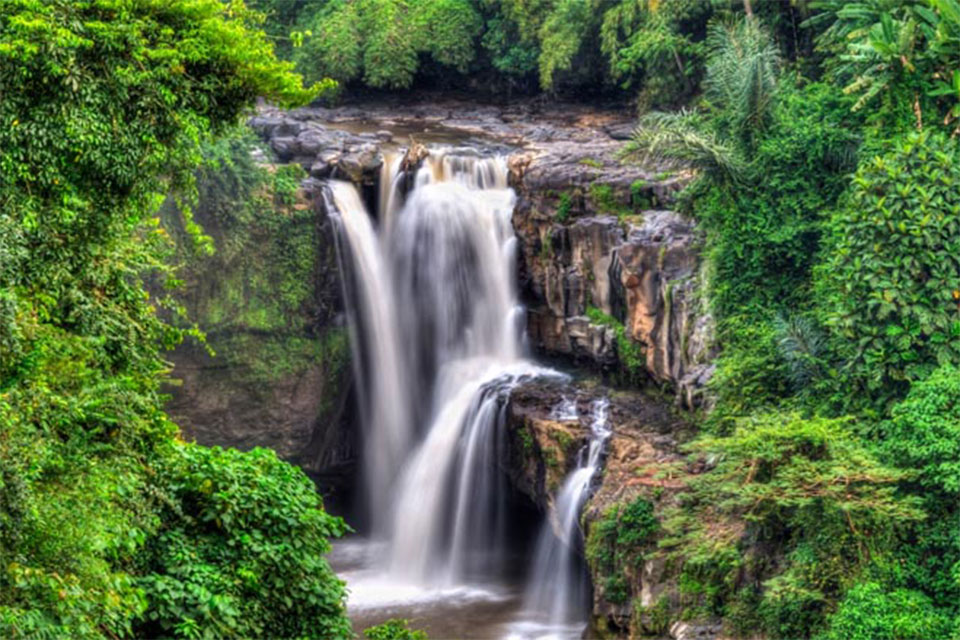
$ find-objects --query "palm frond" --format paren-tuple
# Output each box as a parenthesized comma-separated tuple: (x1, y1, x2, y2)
(620, 109, 745, 183)
(775, 313, 828, 390)
(704, 17, 780, 141)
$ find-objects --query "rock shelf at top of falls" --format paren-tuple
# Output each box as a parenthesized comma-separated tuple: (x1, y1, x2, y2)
(250, 98, 717, 408)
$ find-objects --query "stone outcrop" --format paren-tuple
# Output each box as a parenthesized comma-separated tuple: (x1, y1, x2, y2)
(503, 378, 685, 511)
(248, 99, 716, 404)
(502, 376, 708, 638)
(518, 215, 625, 366)
(513, 179, 715, 406)
(611, 211, 716, 406)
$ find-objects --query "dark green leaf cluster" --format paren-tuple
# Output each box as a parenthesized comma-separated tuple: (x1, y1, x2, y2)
(0, 1, 349, 637)
(818, 130, 960, 406)
(138, 445, 351, 640)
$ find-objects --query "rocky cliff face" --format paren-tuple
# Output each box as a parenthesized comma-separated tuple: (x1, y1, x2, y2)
(249, 99, 716, 405)
(161, 152, 357, 497)
(503, 377, 708, 638)
(510, 124, 715, 407)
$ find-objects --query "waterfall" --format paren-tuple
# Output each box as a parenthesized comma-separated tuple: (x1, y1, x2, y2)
(329, 150, 556, 573)
(330, 146, 599, 637)
(523, 399, 612, 629)
(327, 182, 412, 535)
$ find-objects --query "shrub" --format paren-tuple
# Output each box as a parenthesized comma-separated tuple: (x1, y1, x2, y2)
(820, 582, 953, 640)
(138, 445, 350, 640)
(365, 618, 428, 640)
(818, 131, 960, 406)
(585, 496, 658, 605)
(881, 365, 960, 494)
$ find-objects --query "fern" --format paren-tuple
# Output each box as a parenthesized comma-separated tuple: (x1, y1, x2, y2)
(774, 314, 828, 391)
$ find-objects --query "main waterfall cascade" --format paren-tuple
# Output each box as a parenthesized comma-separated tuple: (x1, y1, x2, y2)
(329, 146, 609, 638)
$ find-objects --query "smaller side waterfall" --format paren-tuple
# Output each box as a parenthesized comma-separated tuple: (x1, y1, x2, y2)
(523, 398, 612, 630)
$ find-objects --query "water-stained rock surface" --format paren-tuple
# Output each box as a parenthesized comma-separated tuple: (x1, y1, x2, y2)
(503, 376, 705, 637)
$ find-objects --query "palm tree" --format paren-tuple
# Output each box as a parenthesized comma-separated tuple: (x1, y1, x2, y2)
(622, 14, 779, 183)
(704, 17, 780, 143)
(621, 110, 744, 184)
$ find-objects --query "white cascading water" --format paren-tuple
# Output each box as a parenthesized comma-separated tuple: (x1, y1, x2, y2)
(329, 146, 596, 637)
(326, 181, 412, 535)
(522, 399, 612, 630)
(330, 149, 553, 569)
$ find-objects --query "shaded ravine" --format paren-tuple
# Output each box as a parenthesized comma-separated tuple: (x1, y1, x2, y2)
(328, 148, 603, 638)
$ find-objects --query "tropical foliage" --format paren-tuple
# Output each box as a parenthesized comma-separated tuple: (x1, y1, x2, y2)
(5, 0, 960, 638)
(615, 1, 960, 637)
(0, 1, 347, 638)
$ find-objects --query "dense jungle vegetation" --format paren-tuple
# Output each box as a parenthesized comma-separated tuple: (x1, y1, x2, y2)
(2, 0, 960, 638)
(0, 2, 351, 638)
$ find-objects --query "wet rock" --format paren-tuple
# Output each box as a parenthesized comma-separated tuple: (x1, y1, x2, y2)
(503, 377, 685, 513)
(670, 621, 724, 640)
(612, 211, 711, 390)
(401, 141, 429, 172)
(517, 214, 626, 367)
(335, 144, 382, 184)
(269, 136, 299, 162)
(298, 127, 336, 156)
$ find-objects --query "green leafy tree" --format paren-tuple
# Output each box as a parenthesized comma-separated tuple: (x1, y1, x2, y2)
(881, 365, 960, 493)
(0, 1, 347, 637)
(138, 446, 350, 640)
(817, 131, 960, 406)
(294, 0, 482, 89)
(600, 0, 711, 108)
(874, 367, 960, 613)
(623, 14, 780, 179)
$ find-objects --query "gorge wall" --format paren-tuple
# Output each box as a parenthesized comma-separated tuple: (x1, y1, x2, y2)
(161, 151, 357, 498)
